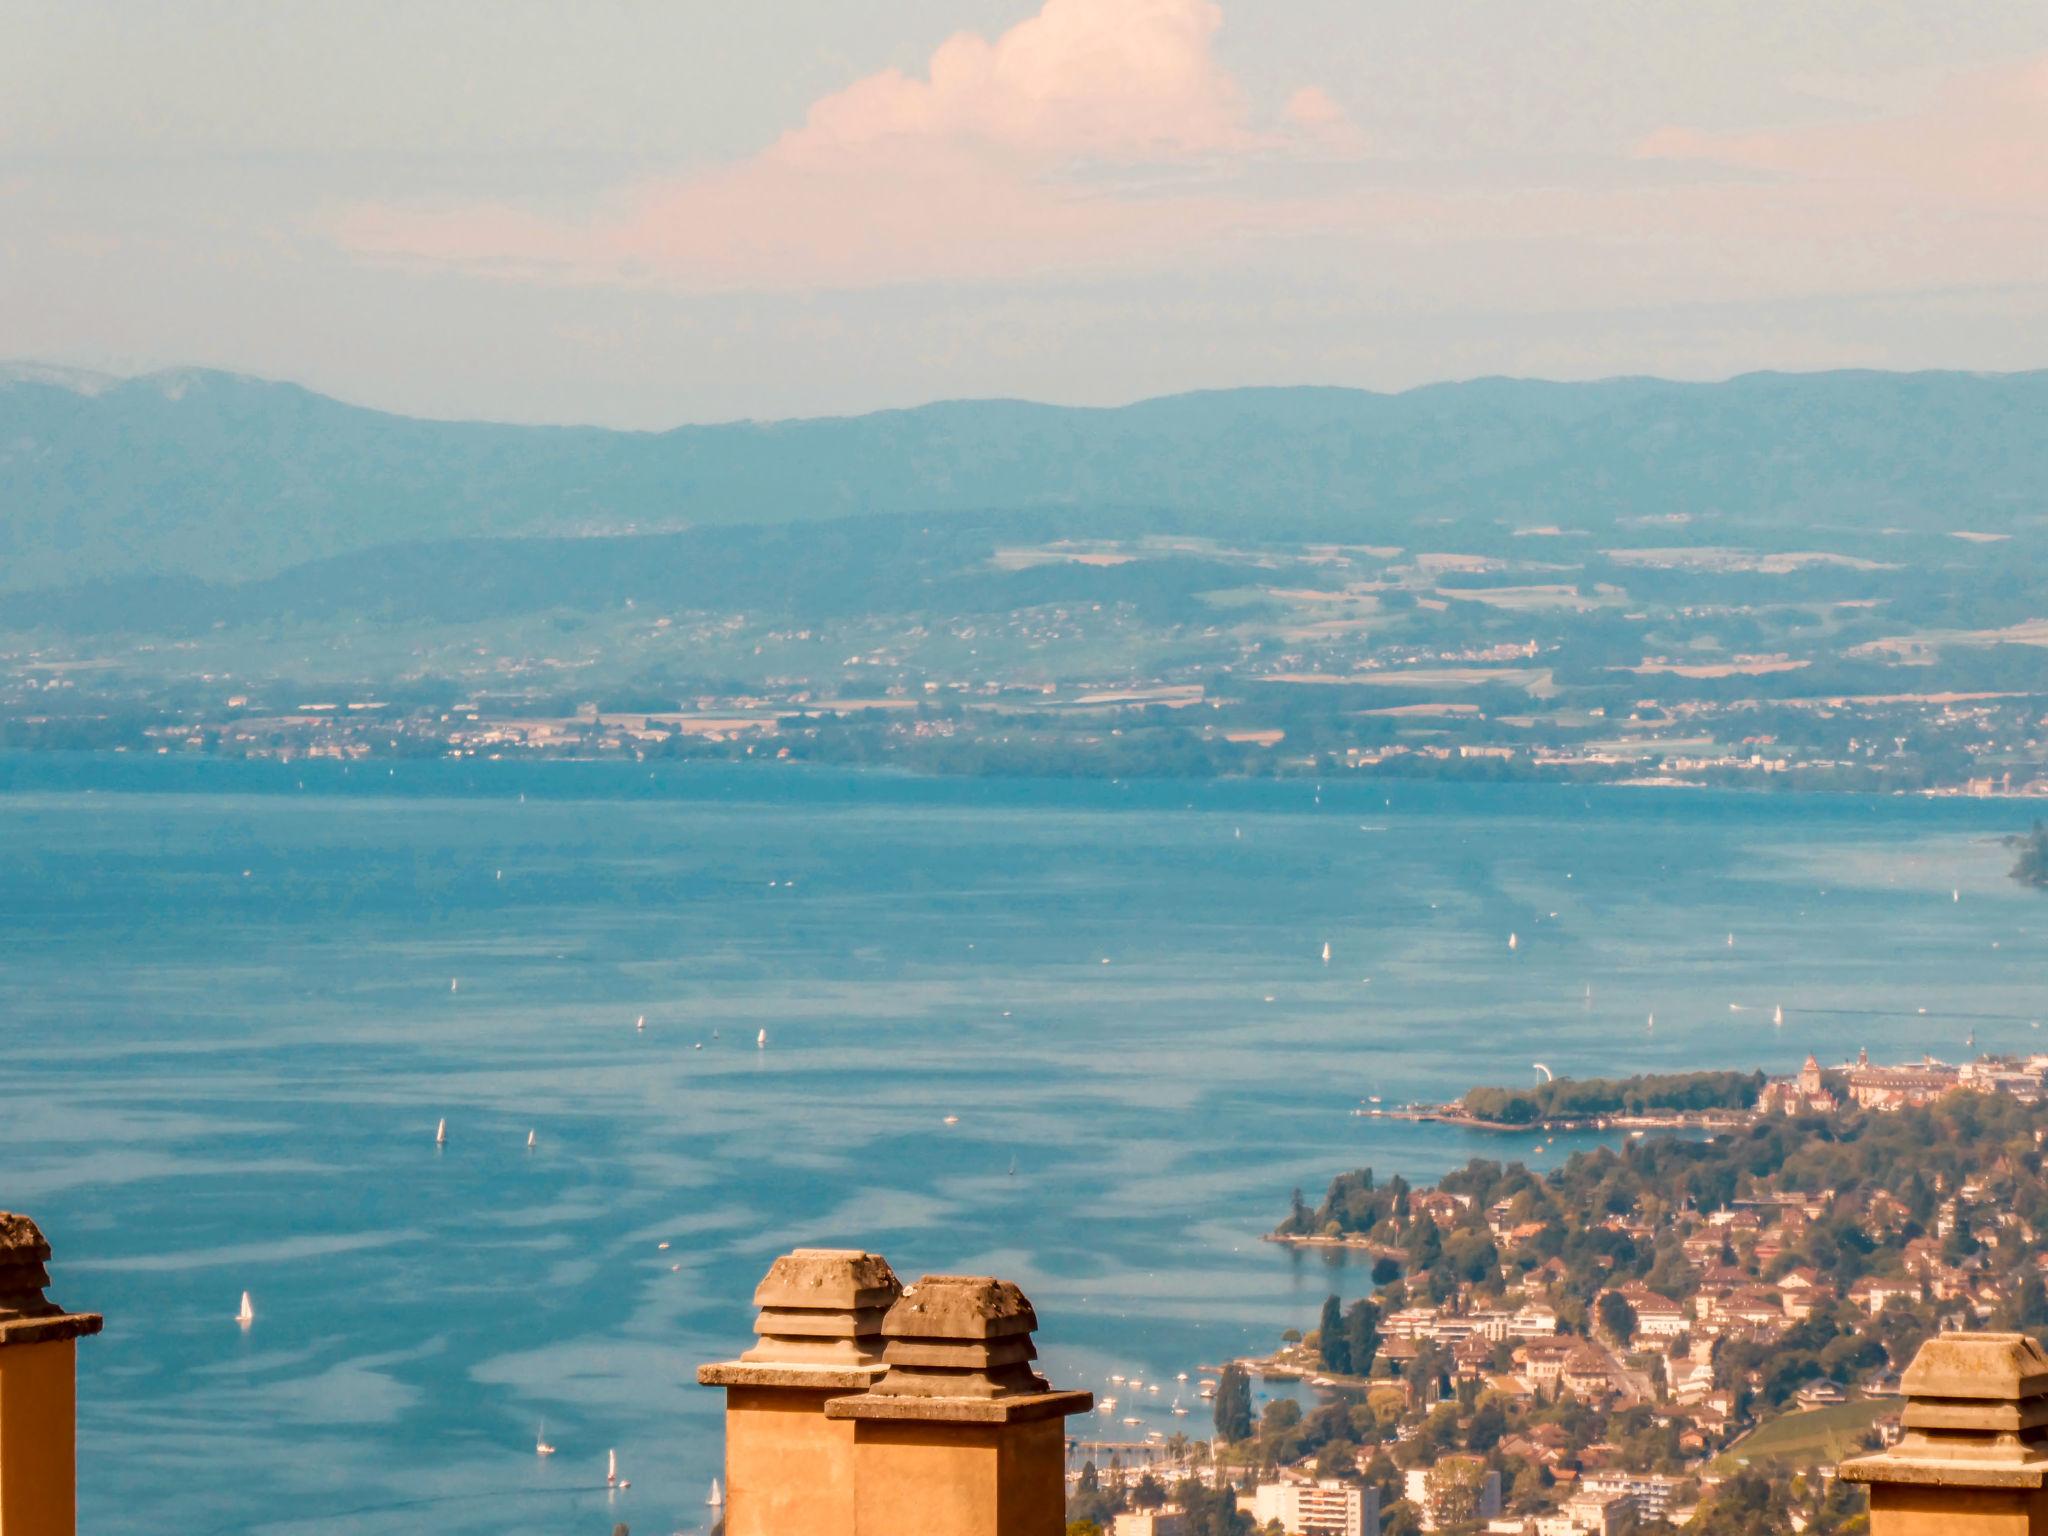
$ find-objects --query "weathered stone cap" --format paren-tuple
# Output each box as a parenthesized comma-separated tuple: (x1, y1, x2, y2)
(0, 1212, 103, 1347)
(698, 1248, 902, 1384)
(884, 1276, 1037, 1340)
(754, 1248, 902, 1312)
(1842, 1331, 2048, 1490)
(1901, 1332, 2048, 1402)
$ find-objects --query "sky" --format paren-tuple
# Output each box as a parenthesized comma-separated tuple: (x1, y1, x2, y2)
(3, 0, 2045, 427)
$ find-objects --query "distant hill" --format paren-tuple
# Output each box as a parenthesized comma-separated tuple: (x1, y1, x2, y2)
(0, 513, 1244, 635)
(3, 364, 2046, 590)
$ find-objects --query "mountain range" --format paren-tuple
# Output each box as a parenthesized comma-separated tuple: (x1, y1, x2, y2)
(5, 363, 2046, 597)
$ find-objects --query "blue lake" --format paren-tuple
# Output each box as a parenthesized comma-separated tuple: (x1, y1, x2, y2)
(2, 758, 2042, 1534)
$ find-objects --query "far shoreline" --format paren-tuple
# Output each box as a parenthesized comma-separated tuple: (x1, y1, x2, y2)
(3, 750, 2044, 830)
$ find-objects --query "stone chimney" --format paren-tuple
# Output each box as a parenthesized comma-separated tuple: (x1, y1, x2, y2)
(1841, 1331, 2048, 1533)
(697, 1248, 902, 1536)
(0, 1213, 102, 1536)
(700, 1258, 1091, 1535)
(825, 1273, 1092, 1535)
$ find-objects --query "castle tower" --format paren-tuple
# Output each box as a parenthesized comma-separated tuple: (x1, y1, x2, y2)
(0, 1213, 102, 1536)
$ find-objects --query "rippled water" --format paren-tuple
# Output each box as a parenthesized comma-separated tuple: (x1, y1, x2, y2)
(2, 758, 2040, 1535)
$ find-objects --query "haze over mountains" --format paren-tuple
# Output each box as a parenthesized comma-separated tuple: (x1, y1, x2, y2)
(4, 364, 2046, 606)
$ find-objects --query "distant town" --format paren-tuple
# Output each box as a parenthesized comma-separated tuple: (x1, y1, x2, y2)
(1069, 1054, 2048, 1534)
(6, 528, 2048, 800)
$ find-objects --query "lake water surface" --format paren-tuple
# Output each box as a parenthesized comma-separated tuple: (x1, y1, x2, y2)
(2, 759, 2042, 1534)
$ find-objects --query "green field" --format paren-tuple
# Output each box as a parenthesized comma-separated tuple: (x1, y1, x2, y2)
(1712, 1400, 1894, 1475)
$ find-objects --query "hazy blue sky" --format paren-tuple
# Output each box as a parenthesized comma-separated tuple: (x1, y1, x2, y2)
(4, 1, 2045, 426)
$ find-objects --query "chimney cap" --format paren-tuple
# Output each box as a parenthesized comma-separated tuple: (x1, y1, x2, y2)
(885, 1276, 1038, 1340)
(0, 1211, 102, 1348)
(1901, 1331, 2048, 1402)
(753, 1249, 902, 1311)
(0, 1213, 52, 1265)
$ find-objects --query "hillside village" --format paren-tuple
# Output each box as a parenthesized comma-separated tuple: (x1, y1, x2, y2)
(1072, 1068, 2048, 1535)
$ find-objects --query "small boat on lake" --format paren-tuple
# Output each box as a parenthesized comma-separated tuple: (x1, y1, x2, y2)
(535, 1423, 554, 1457)
(236, 1291, 254, 1327)
(435, 1117, 447, 1147)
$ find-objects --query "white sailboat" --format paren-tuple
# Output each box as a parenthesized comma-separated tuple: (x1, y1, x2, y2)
(1773, 1005, 1785, 1028)
(535, 1423, 555, 1457)
(1321, 941, 1331, 964)
(635, 1015, 645, 1032)
(707, 1478, 724, 1508)
(449, 977, 459, 993)
(606, 1448, 627, 1488)
(526, 1129, 536, 1149)
(235, 1291, 254, 1327)
(757, 1029, 767, 1049)
(1508, 932, 1518, 951)
(435, 1117, 447, 1147)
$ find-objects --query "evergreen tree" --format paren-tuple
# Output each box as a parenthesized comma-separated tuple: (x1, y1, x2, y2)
(1319, 1295, 1350, 1373)
(1406, 1218, 1443, 1269)
(1214, 1363, 1253, 1443)
(1287, 1186, 1310, 1233)
(1598, 1290, 1638, 1346)
(1343, 1297, 1381, 1376)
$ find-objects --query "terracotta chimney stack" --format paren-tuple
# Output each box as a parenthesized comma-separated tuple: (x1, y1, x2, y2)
(826, 1273, 1092, 1535)
(1841, 1331, 2048, 1533)
(0, 1213, 102, 1536)
(697, 1248, 902, 1536)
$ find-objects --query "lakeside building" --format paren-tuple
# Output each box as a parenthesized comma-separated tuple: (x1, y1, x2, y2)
(1757, 1053, 1839, 1115)
(1112, 1509, 1189, 1536)
(1578, 1469, 1686, 1521)
(1747, 1049, 2048, 1117)
(1243, 1478, 1377, 1536)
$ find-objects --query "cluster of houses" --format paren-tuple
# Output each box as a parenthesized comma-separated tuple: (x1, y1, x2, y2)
(1235, 1165, 2046, 1530)
(1102, 1467, 1675, 1536)
(1371, 1170, 2027, 1418)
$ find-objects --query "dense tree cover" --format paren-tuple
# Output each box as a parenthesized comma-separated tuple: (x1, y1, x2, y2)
(1461, 1070, 1766, 1126)
(1067, 1474, 1252, 1535)
(1687, 1469, 1869, 1536)
(2014, 823, 2048, 889)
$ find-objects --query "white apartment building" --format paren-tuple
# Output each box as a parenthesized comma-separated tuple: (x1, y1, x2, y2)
(1243, 1479, 1378, 1536)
